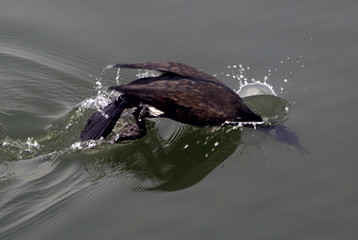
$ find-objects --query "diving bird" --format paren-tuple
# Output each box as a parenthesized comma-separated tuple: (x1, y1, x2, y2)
(80, 62, 263, 141)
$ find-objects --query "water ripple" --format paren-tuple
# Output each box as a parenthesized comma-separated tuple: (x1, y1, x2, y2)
(0, 152, 90, 235)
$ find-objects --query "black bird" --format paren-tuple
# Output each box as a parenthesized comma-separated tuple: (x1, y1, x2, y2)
(80, 62, 263, 141)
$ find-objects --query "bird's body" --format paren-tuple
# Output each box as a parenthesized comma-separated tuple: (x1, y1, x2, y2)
(80, 62, 262, 141)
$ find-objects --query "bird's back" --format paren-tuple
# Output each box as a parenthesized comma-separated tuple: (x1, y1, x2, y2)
(112, 74, 262, 125)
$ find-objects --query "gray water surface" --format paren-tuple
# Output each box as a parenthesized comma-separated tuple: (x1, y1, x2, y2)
(1, 1, 358, 240)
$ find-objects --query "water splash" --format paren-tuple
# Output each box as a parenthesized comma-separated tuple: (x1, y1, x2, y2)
(221, 64, 251, 85)
(223, 54, 307, 97)
(79, 65, 162, 113)
(77, 74, 119, 112)
(115, 67, 121, 85)
(70, 140, 102, 150)
(237, 82, 276, 98)
(219, 61, 297, 127)
(1, 137, 41, 160)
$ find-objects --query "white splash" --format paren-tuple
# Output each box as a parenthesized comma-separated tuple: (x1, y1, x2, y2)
(25, 137, 40, 150)
(116, 67, 121, 85)
(237, 82, 276, 98)
(70, 140, 100, 150)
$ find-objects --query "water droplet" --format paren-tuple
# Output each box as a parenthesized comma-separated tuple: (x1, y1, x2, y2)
(115, 67, 121, 83)
(95, 81, 102, 90)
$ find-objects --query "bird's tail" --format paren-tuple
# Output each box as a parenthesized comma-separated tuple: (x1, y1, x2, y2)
(80, 100, 127, 141)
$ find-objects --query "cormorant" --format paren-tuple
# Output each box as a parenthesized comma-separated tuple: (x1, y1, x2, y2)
(80, 62, 263, 141)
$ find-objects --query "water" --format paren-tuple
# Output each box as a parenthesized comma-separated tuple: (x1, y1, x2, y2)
(1, 1, 358, 239)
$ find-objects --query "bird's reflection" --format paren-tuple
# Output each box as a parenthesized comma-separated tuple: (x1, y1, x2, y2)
(85, 120, 307, 192)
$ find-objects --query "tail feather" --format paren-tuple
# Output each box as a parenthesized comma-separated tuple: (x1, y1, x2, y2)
(80, 100, 125, 141)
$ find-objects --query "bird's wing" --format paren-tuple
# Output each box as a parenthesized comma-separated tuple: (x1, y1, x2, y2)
(111, 61, 222, 84)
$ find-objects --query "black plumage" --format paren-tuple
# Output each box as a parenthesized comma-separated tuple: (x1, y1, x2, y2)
(80, 62, 262, 141)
